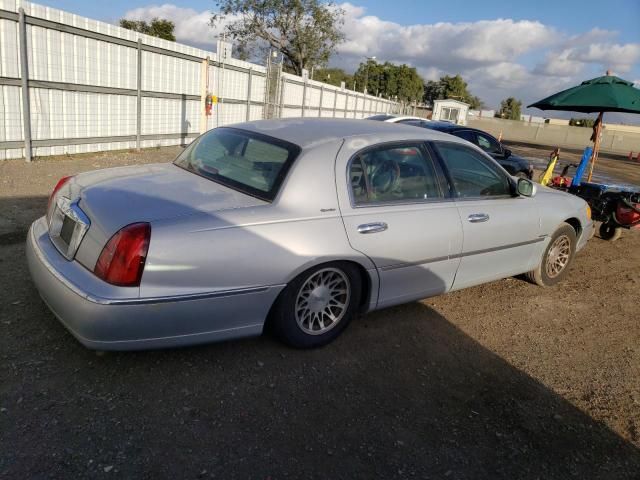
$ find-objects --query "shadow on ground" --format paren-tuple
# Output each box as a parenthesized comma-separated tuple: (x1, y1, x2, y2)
(1, 195, 639, 478)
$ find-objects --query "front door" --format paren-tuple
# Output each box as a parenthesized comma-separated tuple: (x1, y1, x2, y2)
(430, 141, 541, 290)
(335, 141, 463, 308)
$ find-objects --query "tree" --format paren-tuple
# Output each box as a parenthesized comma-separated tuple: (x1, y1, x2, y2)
(498, 97, 522, 120)
(422, 75, 483, 109)
(119, 18, 176, 41)
(569, 118, 596, 128)
(353, 60, 424, 102)
(211, 0, 345, 76)
(313, 67, 353, 88)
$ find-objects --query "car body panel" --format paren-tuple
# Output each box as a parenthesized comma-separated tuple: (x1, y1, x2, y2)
(335, 138, 464, 307)
(70, 163, 267, 270)
(26, 118, 592, 350)
(450, 197, 541, 290)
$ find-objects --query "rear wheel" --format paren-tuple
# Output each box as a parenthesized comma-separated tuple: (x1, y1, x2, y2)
(271, 263, 362, 348)
(526, 223, 576, 286)
(599, 222, 622, 241)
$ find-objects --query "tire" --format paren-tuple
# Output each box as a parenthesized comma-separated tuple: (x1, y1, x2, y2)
(271, 262, 362, 348)
(525, 223, 576, 287)
(599, 222, 622, 241)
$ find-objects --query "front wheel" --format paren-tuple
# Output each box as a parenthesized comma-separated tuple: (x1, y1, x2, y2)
(271, 263, 362, 348)
(525, 223, 576, 287)
(599, 222, 622, 241)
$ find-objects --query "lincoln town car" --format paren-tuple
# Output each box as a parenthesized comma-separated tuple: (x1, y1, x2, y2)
(27, 119, 592, 350)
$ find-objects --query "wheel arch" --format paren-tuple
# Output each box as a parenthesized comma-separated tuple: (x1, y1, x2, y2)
(563, 217, 582, 239)
(265, 258, 376, 330)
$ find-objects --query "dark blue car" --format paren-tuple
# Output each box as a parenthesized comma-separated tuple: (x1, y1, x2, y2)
(383, 119, 534, 179)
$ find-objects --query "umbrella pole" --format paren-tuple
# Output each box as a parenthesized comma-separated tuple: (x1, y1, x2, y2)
(587, 112, 603, 182)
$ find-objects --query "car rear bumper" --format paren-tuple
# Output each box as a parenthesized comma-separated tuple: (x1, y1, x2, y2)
(26, 217, 283, 350)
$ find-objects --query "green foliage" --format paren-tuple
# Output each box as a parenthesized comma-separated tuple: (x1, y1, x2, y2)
(314, 67, 353, 87)
(119, 18, 176, 41)
(353, 60, 424, 102)
(211, 0, 345, 76)
(497, 97, 522, 120)
(569, 118, 596, 128)
(423, 75, 483, 109)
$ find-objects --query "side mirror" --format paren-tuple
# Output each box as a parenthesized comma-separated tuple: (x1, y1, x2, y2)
(516, 177, 536, 197)
(503, 147, 512, 159)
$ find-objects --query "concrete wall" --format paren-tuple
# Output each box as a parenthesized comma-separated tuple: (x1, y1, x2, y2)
(469, 117, 640, 155)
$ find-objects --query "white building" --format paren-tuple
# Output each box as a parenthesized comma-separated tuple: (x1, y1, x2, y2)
(432, 99, 470, 125)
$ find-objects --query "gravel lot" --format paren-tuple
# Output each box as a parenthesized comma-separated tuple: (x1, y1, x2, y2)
(1, 145, 639, 479)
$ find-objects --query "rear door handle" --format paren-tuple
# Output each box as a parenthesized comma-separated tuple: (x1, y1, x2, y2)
(357, 222, 388, 234)
(468, 213, 490, 223)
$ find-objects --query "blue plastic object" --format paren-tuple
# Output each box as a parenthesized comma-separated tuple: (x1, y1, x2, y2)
(572, 146, 592, 187)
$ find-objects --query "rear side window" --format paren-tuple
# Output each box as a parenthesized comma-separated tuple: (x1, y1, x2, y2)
(433, 142, 511, 198)
(350, 144, 443, 205)
(174, 128, 300, 201)
(453, 130, 476, 143)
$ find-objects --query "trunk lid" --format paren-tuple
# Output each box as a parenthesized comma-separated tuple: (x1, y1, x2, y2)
(61, 162, 267, 269)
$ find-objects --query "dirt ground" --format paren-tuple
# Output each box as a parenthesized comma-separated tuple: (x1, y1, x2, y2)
(1, 145, 639, 479)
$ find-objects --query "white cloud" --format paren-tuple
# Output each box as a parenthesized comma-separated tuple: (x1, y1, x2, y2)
(122, 2, 640, 109)
(123, 4, 223, 49)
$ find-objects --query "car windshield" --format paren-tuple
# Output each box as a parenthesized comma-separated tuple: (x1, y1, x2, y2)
(174, 128, 300, 201)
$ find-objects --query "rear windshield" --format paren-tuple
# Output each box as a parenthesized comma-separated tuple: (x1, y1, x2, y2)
(174, 127, 300, 201)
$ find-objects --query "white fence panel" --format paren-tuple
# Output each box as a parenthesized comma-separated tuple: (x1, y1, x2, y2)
(0, 1, 399, 160)
(0, 19, 20, 77)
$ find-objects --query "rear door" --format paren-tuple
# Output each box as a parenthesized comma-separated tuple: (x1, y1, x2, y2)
(430, 141, 541, 290)
(335, 141, 463, 308)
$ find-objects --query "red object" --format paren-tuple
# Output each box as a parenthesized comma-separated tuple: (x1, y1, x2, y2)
(205, 95, 213, 116)
(94, 223, 151, 287)
(615, 202, 640, 226)
(551, 176, 572, 188)
(637, 152, 640, 162)
(47, 176, 72, 212)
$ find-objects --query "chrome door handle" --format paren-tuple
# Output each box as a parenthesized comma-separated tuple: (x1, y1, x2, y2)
(357, 222, 388, 234)
(468, 213, 490, 223)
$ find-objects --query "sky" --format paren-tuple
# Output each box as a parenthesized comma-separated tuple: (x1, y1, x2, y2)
(38, 0, 640, 118)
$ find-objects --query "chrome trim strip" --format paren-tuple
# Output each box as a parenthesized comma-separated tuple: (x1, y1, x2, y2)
(30, 225, 275, 306)
(380, 237, 545, 271)
(381, 255, 450, 271)
(104, 287, 272, 306)
(453, 237, 545, 258)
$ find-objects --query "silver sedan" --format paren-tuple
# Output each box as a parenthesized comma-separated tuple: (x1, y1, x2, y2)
(27, 118, 592, 350)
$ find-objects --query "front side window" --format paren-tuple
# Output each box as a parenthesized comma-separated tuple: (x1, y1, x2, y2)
(174, 128, 300, 201)
(350, 144, 443, 205)
(433, 142, 511, 198)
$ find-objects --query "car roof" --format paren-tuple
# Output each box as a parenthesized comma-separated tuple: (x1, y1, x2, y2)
(383, 116, 425, 122)
(228, 118, 462, 149)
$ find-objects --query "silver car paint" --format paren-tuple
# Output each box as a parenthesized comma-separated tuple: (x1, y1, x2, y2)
(26, 118, 592, 350)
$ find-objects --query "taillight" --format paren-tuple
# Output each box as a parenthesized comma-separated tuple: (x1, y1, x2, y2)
(47, 176, 73, 213)
(94, 223, 151, 287)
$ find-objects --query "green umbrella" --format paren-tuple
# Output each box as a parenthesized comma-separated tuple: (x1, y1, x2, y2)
(528, 72, 640, 181)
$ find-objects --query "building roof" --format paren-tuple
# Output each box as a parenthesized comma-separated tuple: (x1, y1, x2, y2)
(434, 98, 470, 107)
